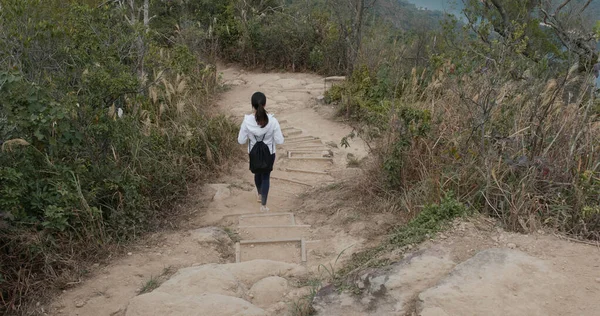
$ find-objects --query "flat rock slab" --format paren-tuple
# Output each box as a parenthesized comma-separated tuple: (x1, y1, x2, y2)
(237, 225, 310, 240)
(249, 276, 289, 307)
(238, 213, 295, 226)
(126, 292, 266, 316)
(418, 248, 566, 316)
(241, 242, 303, 264)
(125, 260, 307, 316)
(314, 250, 456, 315)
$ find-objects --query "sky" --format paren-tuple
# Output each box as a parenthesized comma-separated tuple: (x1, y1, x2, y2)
(403, 0, 465, 16)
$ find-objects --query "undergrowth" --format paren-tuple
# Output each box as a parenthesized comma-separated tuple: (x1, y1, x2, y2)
(138, 266, 176, 295)
(334, 194, 468, 284)
(0, 2, 239, 313)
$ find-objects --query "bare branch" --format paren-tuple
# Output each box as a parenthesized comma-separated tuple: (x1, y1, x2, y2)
(579, 0, 593, 14)
(553, 0, 573, 16)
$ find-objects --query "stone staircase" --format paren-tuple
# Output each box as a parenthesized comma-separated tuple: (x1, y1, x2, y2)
(233, 120, 334, 265)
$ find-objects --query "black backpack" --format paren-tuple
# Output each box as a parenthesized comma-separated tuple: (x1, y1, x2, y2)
(249, 133, 273, 174)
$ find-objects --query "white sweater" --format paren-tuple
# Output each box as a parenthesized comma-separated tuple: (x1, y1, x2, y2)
(237, 114, 284, 154)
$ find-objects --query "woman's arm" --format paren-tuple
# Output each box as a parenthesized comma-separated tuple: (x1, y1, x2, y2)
(238, 120, 248, 145)
(273, 118, 284, 145)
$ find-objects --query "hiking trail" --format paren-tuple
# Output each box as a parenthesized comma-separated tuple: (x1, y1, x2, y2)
(49, 66, 369, 315)
(49, 67, 600, 316)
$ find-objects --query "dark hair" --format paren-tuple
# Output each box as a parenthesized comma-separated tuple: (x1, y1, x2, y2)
(251, 92, 269, 128)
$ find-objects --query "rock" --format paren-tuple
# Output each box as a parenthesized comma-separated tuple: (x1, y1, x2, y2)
(507, 243, 517, 249)
(266, 302, 287, 315)
(221, 260, 307, 286)
(157, 265, 242, 297)
(206, 184, 231, 201)
(314, 251, 455, 315)
(321, 150, 333, 158)
(123, 260, 305, 316)
(190, 227, 231, 246)
(326, 141, 338, 148)
(596, 278, 600, 283)
(249, 276, 288, 307)
(418, 249, 566, 316)
(316, 95, 325, 103)
(75, 300, 86, 308)
(127, 252, 133, 256)
(126, 292, 266, 316)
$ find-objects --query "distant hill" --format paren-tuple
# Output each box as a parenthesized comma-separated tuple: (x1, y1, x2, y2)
(404, 0, 464, 15)
(373, 0, 451, 31)
(372, 0, 599, 32)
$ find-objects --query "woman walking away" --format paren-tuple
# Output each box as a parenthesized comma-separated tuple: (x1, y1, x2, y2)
(238, 92, 284, 212)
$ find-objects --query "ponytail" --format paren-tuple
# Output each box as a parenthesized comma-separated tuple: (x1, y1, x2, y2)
(255, 105, 269, 128)
(251, 92, 269, 128)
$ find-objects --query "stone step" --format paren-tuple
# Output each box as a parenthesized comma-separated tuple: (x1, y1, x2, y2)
(283, 138, 322, 145)
(237, 224, 311, 240)
(238, 212, 295, 226)
(283, 129, 303, 137)
(236, 238, 306, 264)
(284, 168, 330, 175)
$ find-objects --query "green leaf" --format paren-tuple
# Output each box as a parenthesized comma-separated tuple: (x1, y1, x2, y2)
(34, 129, 44, 140)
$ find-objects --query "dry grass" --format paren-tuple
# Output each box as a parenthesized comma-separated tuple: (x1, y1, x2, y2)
(359, 63, 600, 240)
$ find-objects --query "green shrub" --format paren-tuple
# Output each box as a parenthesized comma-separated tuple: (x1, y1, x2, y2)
(0, 2, 239, 312)
(390, 193, 467, 246)
(325, 85, 344, 104)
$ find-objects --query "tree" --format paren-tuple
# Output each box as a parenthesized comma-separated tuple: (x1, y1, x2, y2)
(327, 0, 378, 74)
(462, 0, 598, 69)
(539, 0, 599, 69)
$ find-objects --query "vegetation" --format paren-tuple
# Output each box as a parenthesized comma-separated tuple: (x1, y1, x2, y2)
(327, 0, 600, 243)
(1, 0, 598, 313)
(138, 266, 175, 295)
(334, 194, 468, 285)
(0, 0, 239, 313)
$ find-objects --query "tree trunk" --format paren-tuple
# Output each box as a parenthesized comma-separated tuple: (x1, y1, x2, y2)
(347, 0, 365, 75)
(143, 0, 149, 33)
(127, 0, 146, 83)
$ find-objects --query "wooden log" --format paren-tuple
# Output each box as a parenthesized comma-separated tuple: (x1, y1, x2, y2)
(288, 157, 333, 162)
(285, 168, 329, 175)
(286, 135, 316, 141)
(271, 176, 313, 187)
(240, 238, 302, 244)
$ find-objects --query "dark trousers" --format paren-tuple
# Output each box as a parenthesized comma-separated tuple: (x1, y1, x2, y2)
(254, 154, 275, 206)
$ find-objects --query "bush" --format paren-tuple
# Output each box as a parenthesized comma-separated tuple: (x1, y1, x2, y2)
(0, 2, 239, 313)
(339, 50, 599, 243)
(390, 193, 467, 246)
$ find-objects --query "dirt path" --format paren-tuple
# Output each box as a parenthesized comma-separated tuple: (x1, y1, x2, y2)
(48, 66, 600, 316)
(49, 66, 369, 316)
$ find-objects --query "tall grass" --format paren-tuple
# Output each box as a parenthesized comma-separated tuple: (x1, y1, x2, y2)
(329, 58, 600, 240)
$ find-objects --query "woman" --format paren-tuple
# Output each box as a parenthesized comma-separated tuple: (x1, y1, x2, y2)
(238, 92, 284, 212)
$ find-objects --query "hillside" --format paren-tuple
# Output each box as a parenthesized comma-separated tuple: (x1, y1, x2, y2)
(374, 0, 451, 31)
